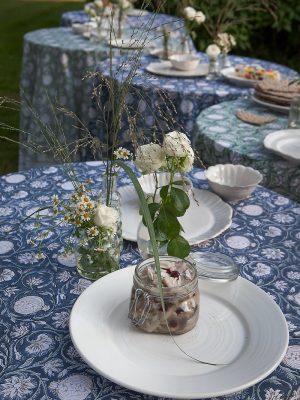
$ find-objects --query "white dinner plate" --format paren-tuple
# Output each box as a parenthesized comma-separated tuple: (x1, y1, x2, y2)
(70, 266, 289, 399)
(221, 67, 282, 88)
(264, 129, 300, 164)
(251, 94, 290, 114)
(119, 186, 232, 243)
(146, 61, 209, 77)
(108, 38, 146, 49)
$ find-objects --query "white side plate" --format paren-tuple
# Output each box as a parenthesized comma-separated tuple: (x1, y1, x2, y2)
(70, 266, 289, 399)
(119, 186, 232, 243)
(251, 95, 290, 114)
(264, 129, 300, 164)
(146, 61, 208, 77)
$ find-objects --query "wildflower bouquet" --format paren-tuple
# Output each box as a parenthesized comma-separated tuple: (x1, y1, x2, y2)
(51, 179, 122, 279)
(135, 131, 194, 259)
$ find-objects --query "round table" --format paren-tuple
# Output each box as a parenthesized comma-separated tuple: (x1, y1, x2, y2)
(20, 27, 110, 171)
(19, 26, 189, 171)
(0, 161, 299, 399)
(89, 54, 297, 148)
(61, 10, 184, 31)
(194, 98, 300, 202)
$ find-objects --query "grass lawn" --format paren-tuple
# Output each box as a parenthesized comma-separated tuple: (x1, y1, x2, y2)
(0, 0, 83, 175)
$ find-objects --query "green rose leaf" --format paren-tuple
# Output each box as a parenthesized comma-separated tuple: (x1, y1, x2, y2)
(157, 207, 181, 239)
(165, 187, 190, 217)
(159, 184, 169, 200)
(142, 202, 160, 225)
(167, 235, 190, 259)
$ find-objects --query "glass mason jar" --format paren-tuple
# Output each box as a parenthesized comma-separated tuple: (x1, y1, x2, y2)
(76, 171, 122, 280)
(128, 256, 200, 335)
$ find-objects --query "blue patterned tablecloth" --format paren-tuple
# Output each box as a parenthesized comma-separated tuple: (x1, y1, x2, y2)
(61, 10, 184, 32)
(89, 54, 297, 149)
(19, 26, 188, 172)
(0, 161, 299, 399)
(194, 99, 300, 202)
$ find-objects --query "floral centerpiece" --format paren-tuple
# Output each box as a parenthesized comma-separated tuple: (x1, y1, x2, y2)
(181, 6, 206, 53)
(135, 130, 194, 259)
(206, 43, 221, 78)
(50, 178, 122, 280)
(214, 32, 236, 68)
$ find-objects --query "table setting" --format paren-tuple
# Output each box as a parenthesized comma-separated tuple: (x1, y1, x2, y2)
(194, 98, 300, 202)
(88, 53, 297, 156)
(0, 156, 299, 399)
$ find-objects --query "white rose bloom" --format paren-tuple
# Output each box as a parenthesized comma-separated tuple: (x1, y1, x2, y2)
(94, 204, 119, 232)
(194, 11, 205, 24)
(163, 131, 192, 158)
(183, 6, 196, 20)
(94, 0, 104, 9)
(135, 143, 165, 173)
(206, 44, 221, 60)
(179, 148, 194, 173)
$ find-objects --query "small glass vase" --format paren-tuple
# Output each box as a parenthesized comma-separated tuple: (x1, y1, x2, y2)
(206, 58, 219, 80)
(75, 172, 123, 280)
(137, 220, 168, 259)
(76, 231, 121, 280)
(219, 52, 231, 69)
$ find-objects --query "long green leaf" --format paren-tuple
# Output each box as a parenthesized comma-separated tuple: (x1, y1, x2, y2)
(115, 160, 166, 315)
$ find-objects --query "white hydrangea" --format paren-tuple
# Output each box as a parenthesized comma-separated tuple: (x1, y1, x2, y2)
(135, 143, 165, 173)
(183, 7, 205, 24)
(163, 131, 192, 158)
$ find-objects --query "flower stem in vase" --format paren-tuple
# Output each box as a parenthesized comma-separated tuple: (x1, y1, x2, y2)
(162, 28, 170, 59)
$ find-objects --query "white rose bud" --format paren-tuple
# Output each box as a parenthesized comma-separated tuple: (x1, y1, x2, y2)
(94, 204, 119, 232)
(163, 131, 192, 158)
(178, 148, 194, 173)
(206, 44, 221, 61)
(194, 11, 205, 24)
(183, 6, 196, 20)
(135, 143, 165, 173)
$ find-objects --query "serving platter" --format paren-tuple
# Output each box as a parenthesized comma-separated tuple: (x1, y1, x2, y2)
(119, 186, 232, 243)
(146, 61, 208, 77)
(264, 129, 300, 164)
(221, 67, 282, 88)
(70, 266, 289, 399)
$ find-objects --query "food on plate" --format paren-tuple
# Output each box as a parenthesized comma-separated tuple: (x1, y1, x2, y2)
(234, 65, 281, 81)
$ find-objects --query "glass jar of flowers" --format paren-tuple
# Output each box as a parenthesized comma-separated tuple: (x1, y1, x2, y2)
(134, 131, 194, 260)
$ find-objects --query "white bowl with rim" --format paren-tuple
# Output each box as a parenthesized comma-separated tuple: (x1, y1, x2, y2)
(138, 172, 192, 199)
(205, 164, 262, 201)
(169, 54, 200, 71)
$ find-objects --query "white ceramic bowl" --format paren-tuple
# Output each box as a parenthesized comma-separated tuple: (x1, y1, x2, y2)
(169, 54, 200, 71)
(138, 172, 192, 198)
(205, 164, 262, 201)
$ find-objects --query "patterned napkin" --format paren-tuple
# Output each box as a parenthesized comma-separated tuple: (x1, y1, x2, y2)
(236, 110, 277, 126)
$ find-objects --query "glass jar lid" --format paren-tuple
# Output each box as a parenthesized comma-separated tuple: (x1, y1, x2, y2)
(191, 252, 239, 282)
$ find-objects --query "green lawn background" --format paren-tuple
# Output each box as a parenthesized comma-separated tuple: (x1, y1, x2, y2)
(0, 0, 82, 175)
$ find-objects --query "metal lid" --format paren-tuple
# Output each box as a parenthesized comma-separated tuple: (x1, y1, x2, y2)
(191, 252, 239, 282)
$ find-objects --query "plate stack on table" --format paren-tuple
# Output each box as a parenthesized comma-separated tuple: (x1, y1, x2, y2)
(252, 80, 300, 113)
